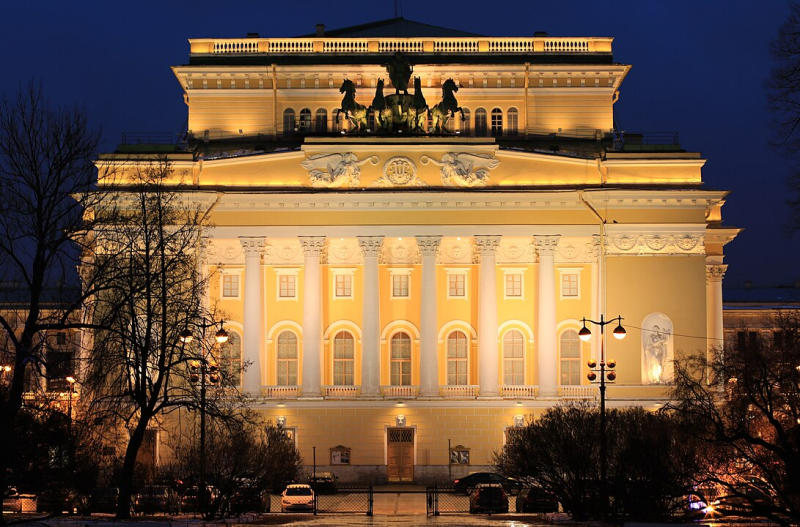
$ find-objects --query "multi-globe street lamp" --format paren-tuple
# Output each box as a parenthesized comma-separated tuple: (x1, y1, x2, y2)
(66, 375, 77, 470)
(179, 320, 228, 516)
(579, 314, 626, 518)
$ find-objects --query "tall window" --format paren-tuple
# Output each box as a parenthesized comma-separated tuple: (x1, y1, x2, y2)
(333, 331, 355, 385)
(222, 274, 239, 298)
(277, 331, 298, 385)
(475, 108, 487, 136)
(491, 108, 503, 137)
(390, 332, 412, 386)
(503, 330, 524, 385)
(507, 108, 519, 136)
(448, 273, 466, 297)
(315, 108, 328, 133)
(220, 330, 242, 386)
(279, 274, 296, 298)
(335, 274, 352, 298)
(299, 108, 312, 132)
(332, 108, 343, 133)
(461, 108, 471, 135)
(447, 331, 468, 385)
(560, 330, 581, 385)
(283, 109, 295, 136)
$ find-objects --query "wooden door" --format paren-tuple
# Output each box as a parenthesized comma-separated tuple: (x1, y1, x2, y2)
(387, 428, 414, 482)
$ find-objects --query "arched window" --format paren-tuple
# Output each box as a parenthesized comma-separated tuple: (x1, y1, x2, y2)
(507, 108, 519, 137)
(475, 108, 487, 137)
(490, 108, 503, 137)
(332, 108, 343, 133)
(333, 331, 355, 385)
(560, 330, 581, 385)
(460, 108, 471, 135)
(447, 331, 468, 385)
(277, 331, 298, 386)
(219, 330, 242, 387)
(503, 330, 524, 385)
(390, 332, 412, 386)
(298, 108, 312, 133)
(315, 108, 328, 133)
(283, 108, 295, 137)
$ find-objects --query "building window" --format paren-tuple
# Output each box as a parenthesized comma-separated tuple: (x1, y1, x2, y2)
(392, 274, 409, 298)
(447, 270, 468, 298)
(390, 332, 412, 386)
(283, 108, 295, 136)
(491, 108, 503, 137)
(447, 331, 468, 385)
(507, 108, 519, 136)
(335, 274, 352, 298)
(561, 272, 579, 298)
(332, 108, 343, 133)
(222, 274, 240, 298)
(46, 351, 73, 392)
(503, 330, 524, 385)
(737, 331, 759, 350)
(333, 331, 355, 385)
(560, 329, 581, 385)
(299, 108, 312, 132)
(219, 330, 242, 386)
(461, 108, 471, 135)
(279, 274, 296, 298)
(55, 332, 67, 346)
(475, 108, 487, 136)
(277, 331, 298, 386)
(315, 108, 328, 133)
(505, 272, 523, 298)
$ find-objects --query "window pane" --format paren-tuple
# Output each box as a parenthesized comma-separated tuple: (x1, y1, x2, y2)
(315, 109, 328, 133)
(507, 108, 519, 136)
(505, 274, 522, 297)
(491, 108, 503, 137)
(280, 275, 296, 297)
(475, 108, 487, 136)
(222, 275, 239, 297)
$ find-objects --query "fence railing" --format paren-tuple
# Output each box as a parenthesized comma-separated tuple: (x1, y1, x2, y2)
(439, 385, 480, 398)
(262, 385, 299, 399)
(380, 385, 419, 398)
(500, 385, 538, 399)
(322, 385, 361, 398)
(558, 385, 598, 399)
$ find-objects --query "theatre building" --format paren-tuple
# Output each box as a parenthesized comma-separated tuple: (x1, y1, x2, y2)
(95, 18, 738, 483)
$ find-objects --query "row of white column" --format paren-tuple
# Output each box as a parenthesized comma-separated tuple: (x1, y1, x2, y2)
(237, 234, 564, 398)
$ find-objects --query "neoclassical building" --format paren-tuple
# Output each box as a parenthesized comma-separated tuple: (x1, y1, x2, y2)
(96, 18, 738, 483)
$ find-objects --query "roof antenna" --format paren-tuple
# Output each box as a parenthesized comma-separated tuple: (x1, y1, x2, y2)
(394, 0, 398, 18)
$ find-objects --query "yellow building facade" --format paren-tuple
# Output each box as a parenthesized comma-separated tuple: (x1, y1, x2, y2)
(98, 18, 738, 483)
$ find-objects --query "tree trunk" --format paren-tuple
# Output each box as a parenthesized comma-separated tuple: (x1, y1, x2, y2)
(116, 416, 150, 519)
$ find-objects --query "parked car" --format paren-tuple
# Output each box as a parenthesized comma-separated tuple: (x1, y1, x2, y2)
(280, 484, 314, 513)
(134, 485, 181, 514)
(515, 487, 559, 513)
(469, 483, 509, 514)
(180, 485, 219, 513)
(36, 487, 86, 515)
(87, 487, 120, 514)
(309, 471, 338, 494)
(230, 486, 270, 514)
(453, 472, 521, 495)
(3, 487, 21, 513)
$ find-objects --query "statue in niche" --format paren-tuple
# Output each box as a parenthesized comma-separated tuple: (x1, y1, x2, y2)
(386, 52, 413, 94)
(644, 325, 671, 384)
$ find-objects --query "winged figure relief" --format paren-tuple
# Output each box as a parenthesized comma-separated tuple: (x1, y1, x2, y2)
(301, 153, 378, 188)
(421, 153, 500, 187)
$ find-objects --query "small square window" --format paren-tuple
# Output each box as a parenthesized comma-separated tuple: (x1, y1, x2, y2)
(222, 274, 240, 298)
(335, 274, 352, 297)
(561, 273, 579, 298)
(279, 275, 296, 298)
(56, 332, 67, 345)
(505, 274, 522, 297)
(448, 274, 465, 297)
(392, 274, 409, 298)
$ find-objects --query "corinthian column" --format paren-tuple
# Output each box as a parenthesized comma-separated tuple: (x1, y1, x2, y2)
(706, 264, 727, 381)
(299, 236, 326, 398)
(417, 235, 442, 397)
(240, 237, 266, 396)
(535, 235, 560, 398)
(475, 235, 501, 398)
(358, 236, 384, 397)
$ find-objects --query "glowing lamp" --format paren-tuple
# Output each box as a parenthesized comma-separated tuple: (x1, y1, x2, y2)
(613, 323, 626, 340)
(179, 328, 193, 343)
(587, 372, 597, 381)
(607, 371, 617, 381)
(607, 359, 616, 369)
(587, 359, 597, 369)
(578, 323, 592, 342)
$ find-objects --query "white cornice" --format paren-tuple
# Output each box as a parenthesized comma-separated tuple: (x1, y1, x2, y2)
(202, 151, 304, 166)
(601, 158, 706, 169)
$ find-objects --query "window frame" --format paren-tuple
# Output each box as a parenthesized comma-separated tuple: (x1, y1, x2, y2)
(445, 268, 469, 300)
(475, 107, 488, 137)
(333, 331, 355, 386)
(502, 268, 525, 300)
(502, 329, 525, 386)
(390, 332, 412, 386)
(389, 268, 413, 300)
(558, 268, 581, 300)
(490, 107, 503, 137)
(219, 329, 243, 387)
(220, 271, 242, 299)
(507, 107, 519, 136)
(559, 329, 582, 386)
(275, 268, 299, 301)
(331, 268, 356, 300)
(446, 330, 469, 386)
(276, 330, 299, 386)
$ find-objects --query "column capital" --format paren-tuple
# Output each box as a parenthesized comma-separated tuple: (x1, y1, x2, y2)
(357, 236, 384, 258)
(474, 235, 502, 256)
(239, 237, 266, 258)
(299, 236, 326, 257)
(416, 235, 442, 257)
(706, 264, 728, 283)
(534, 235, 561, 257)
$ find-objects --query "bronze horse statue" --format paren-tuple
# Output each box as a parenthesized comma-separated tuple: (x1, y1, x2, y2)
(430, 78, 464, 133)
(335, 79, 368, 133)
(369, 79, 393, 132)
(406, 77, 428, 133)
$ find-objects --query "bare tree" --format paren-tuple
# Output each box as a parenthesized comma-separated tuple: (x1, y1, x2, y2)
(0, 82, 102, 523)
(85, 157, 243, 518)
(669, 311, 800, 526)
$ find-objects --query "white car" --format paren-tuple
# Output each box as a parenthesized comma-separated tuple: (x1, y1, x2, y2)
(280, 484, 314, 513)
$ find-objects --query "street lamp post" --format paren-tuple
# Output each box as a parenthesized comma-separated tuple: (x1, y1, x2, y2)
(579, 314, 625, 519)
(66, 375, 76, 471)
(179, 320, 228, 517)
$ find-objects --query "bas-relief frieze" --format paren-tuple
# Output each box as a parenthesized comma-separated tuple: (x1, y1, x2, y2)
(263, 243, 304, 265)
(327, 240, 363, 265)
(381, 240, 420, 264)
(204, 240, 244, 265)
(606, 234, 705, 255)
(420, 153, 500, 187)
(439, 241, 475, 264)
(301, 153, 379, 188)
(371, 156, 427, 187)
(554, 236, 600, 264)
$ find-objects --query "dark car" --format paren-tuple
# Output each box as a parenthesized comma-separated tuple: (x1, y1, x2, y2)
(36, 487, 86, 515)
(515, 487, 559, 513)
(134, 485, 181, 514)
(180, 485, 220, 513)
(309, 472, 338, 494)
(230, 486, 270, 514)
(454, 472, 520, 495)
(469, 483, 509, 514)
(87, 487, 120, 514)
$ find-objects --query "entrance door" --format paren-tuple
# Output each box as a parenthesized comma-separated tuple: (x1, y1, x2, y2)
(387, 428, 414, 482)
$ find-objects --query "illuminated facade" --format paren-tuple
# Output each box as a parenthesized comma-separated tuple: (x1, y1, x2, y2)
(97, 18, 738, 482)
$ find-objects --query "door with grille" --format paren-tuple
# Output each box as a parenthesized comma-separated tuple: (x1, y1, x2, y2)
(387, 428, 414, 482)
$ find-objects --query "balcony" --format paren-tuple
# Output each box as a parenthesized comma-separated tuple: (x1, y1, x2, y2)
(558, 385, 598, 400)
(500, 385, 539, 399)
(322, 385, 361, 399)
(381, 385, 419, 398)
(262, 385, 299, 399)
(439, 385, 480, 398)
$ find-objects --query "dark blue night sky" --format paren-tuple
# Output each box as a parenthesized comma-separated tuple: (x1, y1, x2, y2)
(1, 0, 795, 288)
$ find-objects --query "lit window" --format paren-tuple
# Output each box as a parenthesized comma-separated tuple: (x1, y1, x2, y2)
(299, 108, 312, 132)
(448, 273, 466, 297)
(315, 108, 328, 133)
(390, 332, 412, 386)
(503, 330, 524, 385)
(507, 108, 519, 136)
(491, 108, 503, 137)
(560, 330, 581, 385)
(561, 273, 579, 297)
(505, 273, 522, 298)
(335, 274, 352, 298)
(461, 108, 471, 135)
(333, 331, 355, 385)
(219, 331, 242, 386)
(392, 274, 409, 298)
(475, 108, 487, 136)
(447, 331, 468, 385)
(280, 275, 296, 298)
(222, 274, 239, 298)
(277, 331, 298, 386)
(283, 108, 295, 136)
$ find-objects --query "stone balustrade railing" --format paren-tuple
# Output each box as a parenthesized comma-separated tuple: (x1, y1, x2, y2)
(323, 385, 361, 398)
(439, 385, 480, 398)
(262, 385, 299, 399)
(500, 385, 539, 399)
(558, 385, 598, 400)
(190, 37, 611, 56)
(381, 385, 419, 398)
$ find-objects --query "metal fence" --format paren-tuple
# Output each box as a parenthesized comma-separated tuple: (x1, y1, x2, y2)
(426, 485, 470, 515)
(269, 485, 373, 515)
